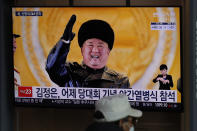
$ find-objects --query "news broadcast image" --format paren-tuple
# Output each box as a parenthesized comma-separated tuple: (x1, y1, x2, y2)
(12, 7, 181, 110)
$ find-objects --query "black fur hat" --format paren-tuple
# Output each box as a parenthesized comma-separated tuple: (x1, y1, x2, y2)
(78, 19, 114, 50)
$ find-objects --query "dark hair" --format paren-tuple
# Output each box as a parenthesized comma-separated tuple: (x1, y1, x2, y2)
(94, 111, 105, 119)
(13, 34, 20, 38)
(160, 64, 168, 70)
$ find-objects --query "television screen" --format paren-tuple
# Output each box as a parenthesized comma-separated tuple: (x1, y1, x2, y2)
(13, 7, 182, 111)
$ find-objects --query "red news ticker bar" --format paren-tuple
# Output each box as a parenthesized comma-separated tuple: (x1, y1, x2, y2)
(18, 86, 32, 97)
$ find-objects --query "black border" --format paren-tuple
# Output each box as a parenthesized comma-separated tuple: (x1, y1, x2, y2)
(11, 6, 183, 112)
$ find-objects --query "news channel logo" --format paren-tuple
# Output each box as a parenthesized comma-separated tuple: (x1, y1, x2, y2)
(15, 11, 43, 16)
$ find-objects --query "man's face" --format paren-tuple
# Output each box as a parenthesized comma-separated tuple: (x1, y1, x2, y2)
(13, 37, 17, 53)
(120, 116, 135, 131)
(81, 38, 110, 69)
(161, 69, 167, 76)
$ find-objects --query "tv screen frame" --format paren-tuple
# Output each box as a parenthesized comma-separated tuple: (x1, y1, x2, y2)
(12, 6, 183, 111)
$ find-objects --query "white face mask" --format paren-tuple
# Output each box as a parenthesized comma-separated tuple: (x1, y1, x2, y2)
(129, 126, 135, 131)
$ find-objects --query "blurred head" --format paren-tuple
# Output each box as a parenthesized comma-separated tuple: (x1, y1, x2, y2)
(81, 38, 110, 69)
(160, 64, 168, 76)
(94, 94, 142, 131)
(13, 34, 20, 53)
(13, 37, 17, 53)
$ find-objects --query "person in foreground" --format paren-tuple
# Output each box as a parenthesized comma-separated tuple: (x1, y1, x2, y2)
(46, 14, 130, 88)
(85, 94, 143, 131)
(13, 34, 21, 87)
